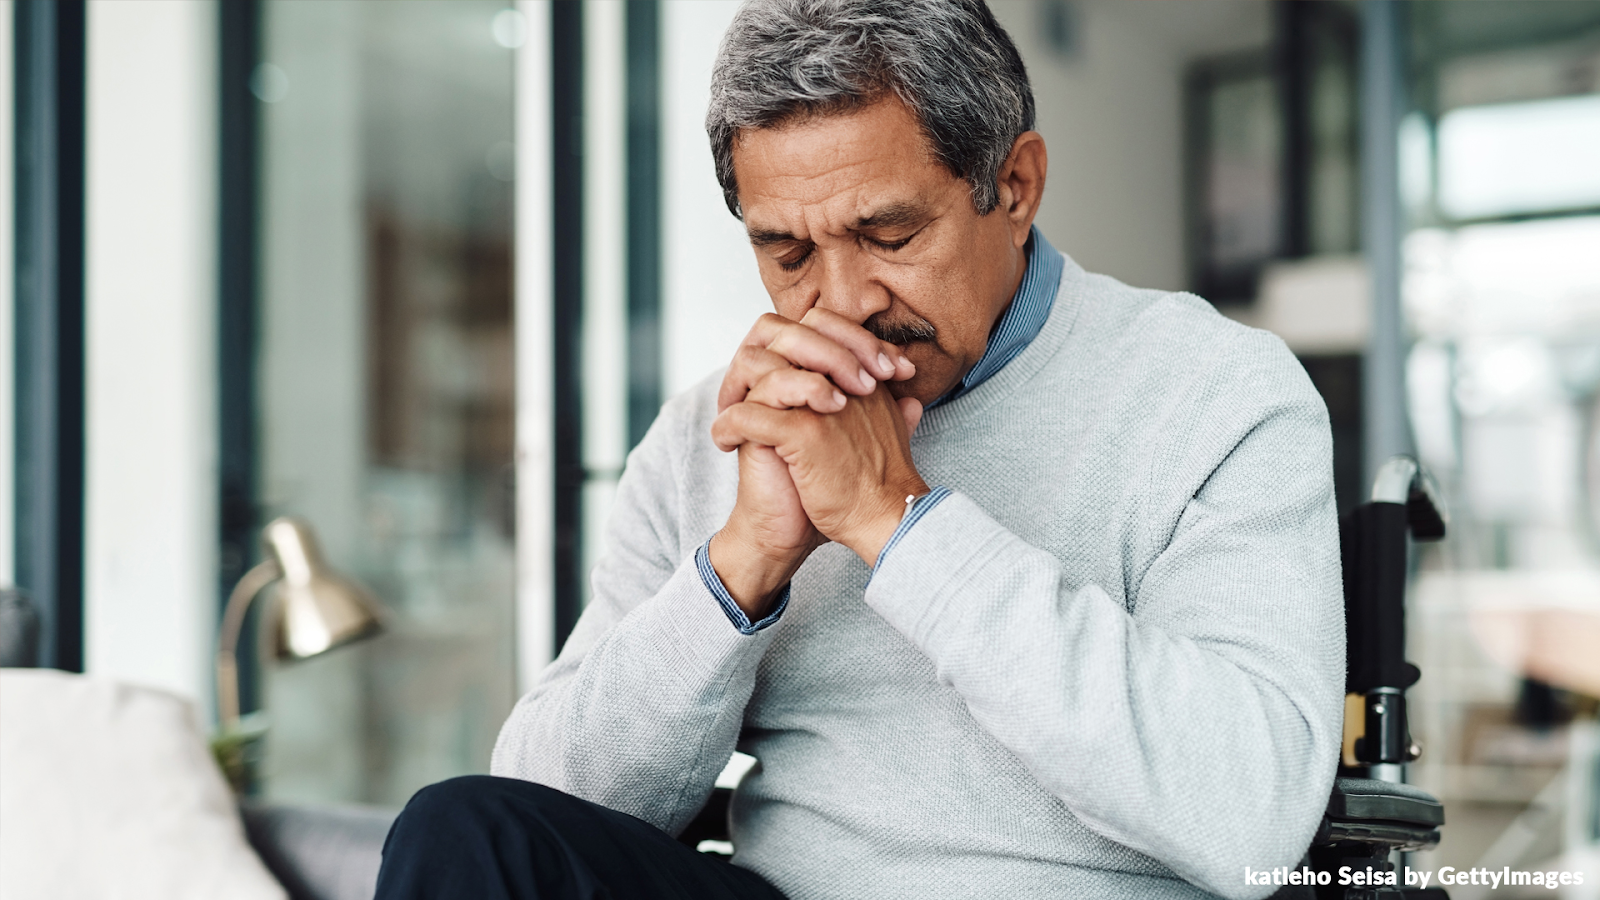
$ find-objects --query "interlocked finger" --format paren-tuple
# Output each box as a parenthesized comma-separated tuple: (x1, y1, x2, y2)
(720, 344, 804, 412)
(799, 308, 916, 383)
(711, 401, 805, 453)
(746, 367, 848, 413)
(759, 318, 877, 393)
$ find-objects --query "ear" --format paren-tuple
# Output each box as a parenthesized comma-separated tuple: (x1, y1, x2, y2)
(993, 131, 1047, 249)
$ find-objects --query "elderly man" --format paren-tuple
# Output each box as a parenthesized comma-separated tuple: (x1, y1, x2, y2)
(375, 1, 1344, 898)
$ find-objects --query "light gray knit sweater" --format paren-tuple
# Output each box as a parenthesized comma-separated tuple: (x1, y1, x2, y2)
(492, 252, 1345, 900)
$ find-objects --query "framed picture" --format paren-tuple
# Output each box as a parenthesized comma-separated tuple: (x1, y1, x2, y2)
(1185, 50, 1284, 306)
(1185, 3, 1359, 307)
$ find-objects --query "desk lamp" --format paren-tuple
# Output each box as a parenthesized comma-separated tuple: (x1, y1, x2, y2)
(215, 517, 383, 733)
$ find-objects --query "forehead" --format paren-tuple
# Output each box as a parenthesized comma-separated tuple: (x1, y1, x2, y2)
(731, 98, 960, 228)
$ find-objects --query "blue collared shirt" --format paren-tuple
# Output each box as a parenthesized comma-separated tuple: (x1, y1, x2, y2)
(703, 227, 1066, 632)
(927, 227, 1065, 409)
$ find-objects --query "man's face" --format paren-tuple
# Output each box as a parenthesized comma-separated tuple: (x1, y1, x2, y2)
(732, 97, 1039, 405)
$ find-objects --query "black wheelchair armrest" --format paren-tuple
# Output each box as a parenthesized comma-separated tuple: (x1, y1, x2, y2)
(1314, 776, 1444, 853)
(1327, 777, 1443, 827)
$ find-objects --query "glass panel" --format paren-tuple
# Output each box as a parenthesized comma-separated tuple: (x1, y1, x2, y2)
(255, 0, 516, 806)
(1406, 214, 1600, 880)
(1407, 17, 1600, 875)
(1308, 34, 1357, 255)
(1437, 95, 1600, 221)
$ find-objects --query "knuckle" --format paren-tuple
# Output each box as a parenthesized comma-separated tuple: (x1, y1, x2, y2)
(734, 344, 783, 377)
(800, 307, 838, 330)
(750, 312, 787, 339)
(762, 366, 800, 389)
(765, 326, 796, 355)
(800, 371, 835, 397)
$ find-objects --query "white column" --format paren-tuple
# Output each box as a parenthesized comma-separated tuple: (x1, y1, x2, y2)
(580, 0, 627, 611)
(516, 0, 556, 689)
(82, 0, 218, 709)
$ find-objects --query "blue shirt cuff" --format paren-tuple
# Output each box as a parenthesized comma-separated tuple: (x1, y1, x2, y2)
(871, 486, 953, 578)
(695, 539, 790, 635)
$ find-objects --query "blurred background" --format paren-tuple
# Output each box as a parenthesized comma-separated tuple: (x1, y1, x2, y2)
(2, 0, 1598, 894)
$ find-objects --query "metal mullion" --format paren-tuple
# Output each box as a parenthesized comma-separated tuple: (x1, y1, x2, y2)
(624, 0, 659, 452)
(1360, 0, 1415, 487)
(13, 0, 86, 673)
(553, 0, 585, 651)
(218, 0, 262, 717)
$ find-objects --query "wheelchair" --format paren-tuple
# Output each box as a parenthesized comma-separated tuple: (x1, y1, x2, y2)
(1302, 455, 1449, 900)
(680, 456, 1453, 900)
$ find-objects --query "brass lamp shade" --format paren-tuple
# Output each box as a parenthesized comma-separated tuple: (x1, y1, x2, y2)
(261, 518, 382, 660)
(215, 516, 384, 729)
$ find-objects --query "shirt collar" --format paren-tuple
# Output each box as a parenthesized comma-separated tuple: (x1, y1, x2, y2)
(928, 226, 1064, 409)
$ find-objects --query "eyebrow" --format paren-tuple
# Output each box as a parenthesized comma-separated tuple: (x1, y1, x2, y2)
(745, 201, 931, 247)
(855, 202, 927, 231)
(746, 227, 797, 248)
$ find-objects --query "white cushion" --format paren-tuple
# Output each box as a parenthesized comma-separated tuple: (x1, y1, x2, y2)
(0, 669, 287, 900)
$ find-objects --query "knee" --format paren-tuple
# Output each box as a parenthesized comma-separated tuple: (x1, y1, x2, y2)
(393, 776, 569, 839)
(404, 775, 503, 815)
(391, 776, 512, 840)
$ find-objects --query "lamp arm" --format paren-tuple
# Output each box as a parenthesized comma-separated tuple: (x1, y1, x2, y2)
(216, 559, 281, 730)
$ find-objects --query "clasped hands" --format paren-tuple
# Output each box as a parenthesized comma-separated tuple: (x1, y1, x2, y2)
(708, 309, 931, 618)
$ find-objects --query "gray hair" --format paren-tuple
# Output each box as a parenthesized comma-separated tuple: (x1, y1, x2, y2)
(706, 0, 1035, 219)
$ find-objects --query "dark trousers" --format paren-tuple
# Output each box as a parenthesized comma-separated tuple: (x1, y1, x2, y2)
(374, 775, 789, 900)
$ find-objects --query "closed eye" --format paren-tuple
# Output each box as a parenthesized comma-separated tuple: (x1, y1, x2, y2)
(867, 225, 924, 253)
(777, 247, 812, 272)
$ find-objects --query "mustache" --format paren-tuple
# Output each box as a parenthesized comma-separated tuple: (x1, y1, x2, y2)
(865, 315, 937, 345)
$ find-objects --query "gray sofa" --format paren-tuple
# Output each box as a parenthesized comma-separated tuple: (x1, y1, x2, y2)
(241, 802, 396, 900)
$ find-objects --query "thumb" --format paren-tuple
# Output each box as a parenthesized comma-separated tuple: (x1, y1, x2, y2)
(897, 396, 924, 435)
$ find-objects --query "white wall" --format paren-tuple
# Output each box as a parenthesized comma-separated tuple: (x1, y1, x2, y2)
(661, 0, 770, 397)
(82, 0, 218, 708)
(991, 0, 1268, 294)
(993, 0, 1186, 292)
(0, 0, 13, 587)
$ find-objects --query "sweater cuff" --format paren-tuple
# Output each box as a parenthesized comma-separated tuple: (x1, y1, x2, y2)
(633, 547, 783, 676)
(864, 491, 1039, 645)
(694, 539, 790, 634)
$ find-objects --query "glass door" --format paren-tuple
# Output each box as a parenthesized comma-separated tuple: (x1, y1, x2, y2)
(1401, 5, 1600, 881)
(254, 0, 518, 806)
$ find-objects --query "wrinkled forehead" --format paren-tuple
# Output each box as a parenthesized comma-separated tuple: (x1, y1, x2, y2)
(731, 98, 961, 236)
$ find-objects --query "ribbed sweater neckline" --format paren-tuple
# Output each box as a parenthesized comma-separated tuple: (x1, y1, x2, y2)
(913, 251, 1088, 440)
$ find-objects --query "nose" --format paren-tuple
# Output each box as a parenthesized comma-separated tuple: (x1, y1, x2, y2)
(812, 246, 892, 325)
